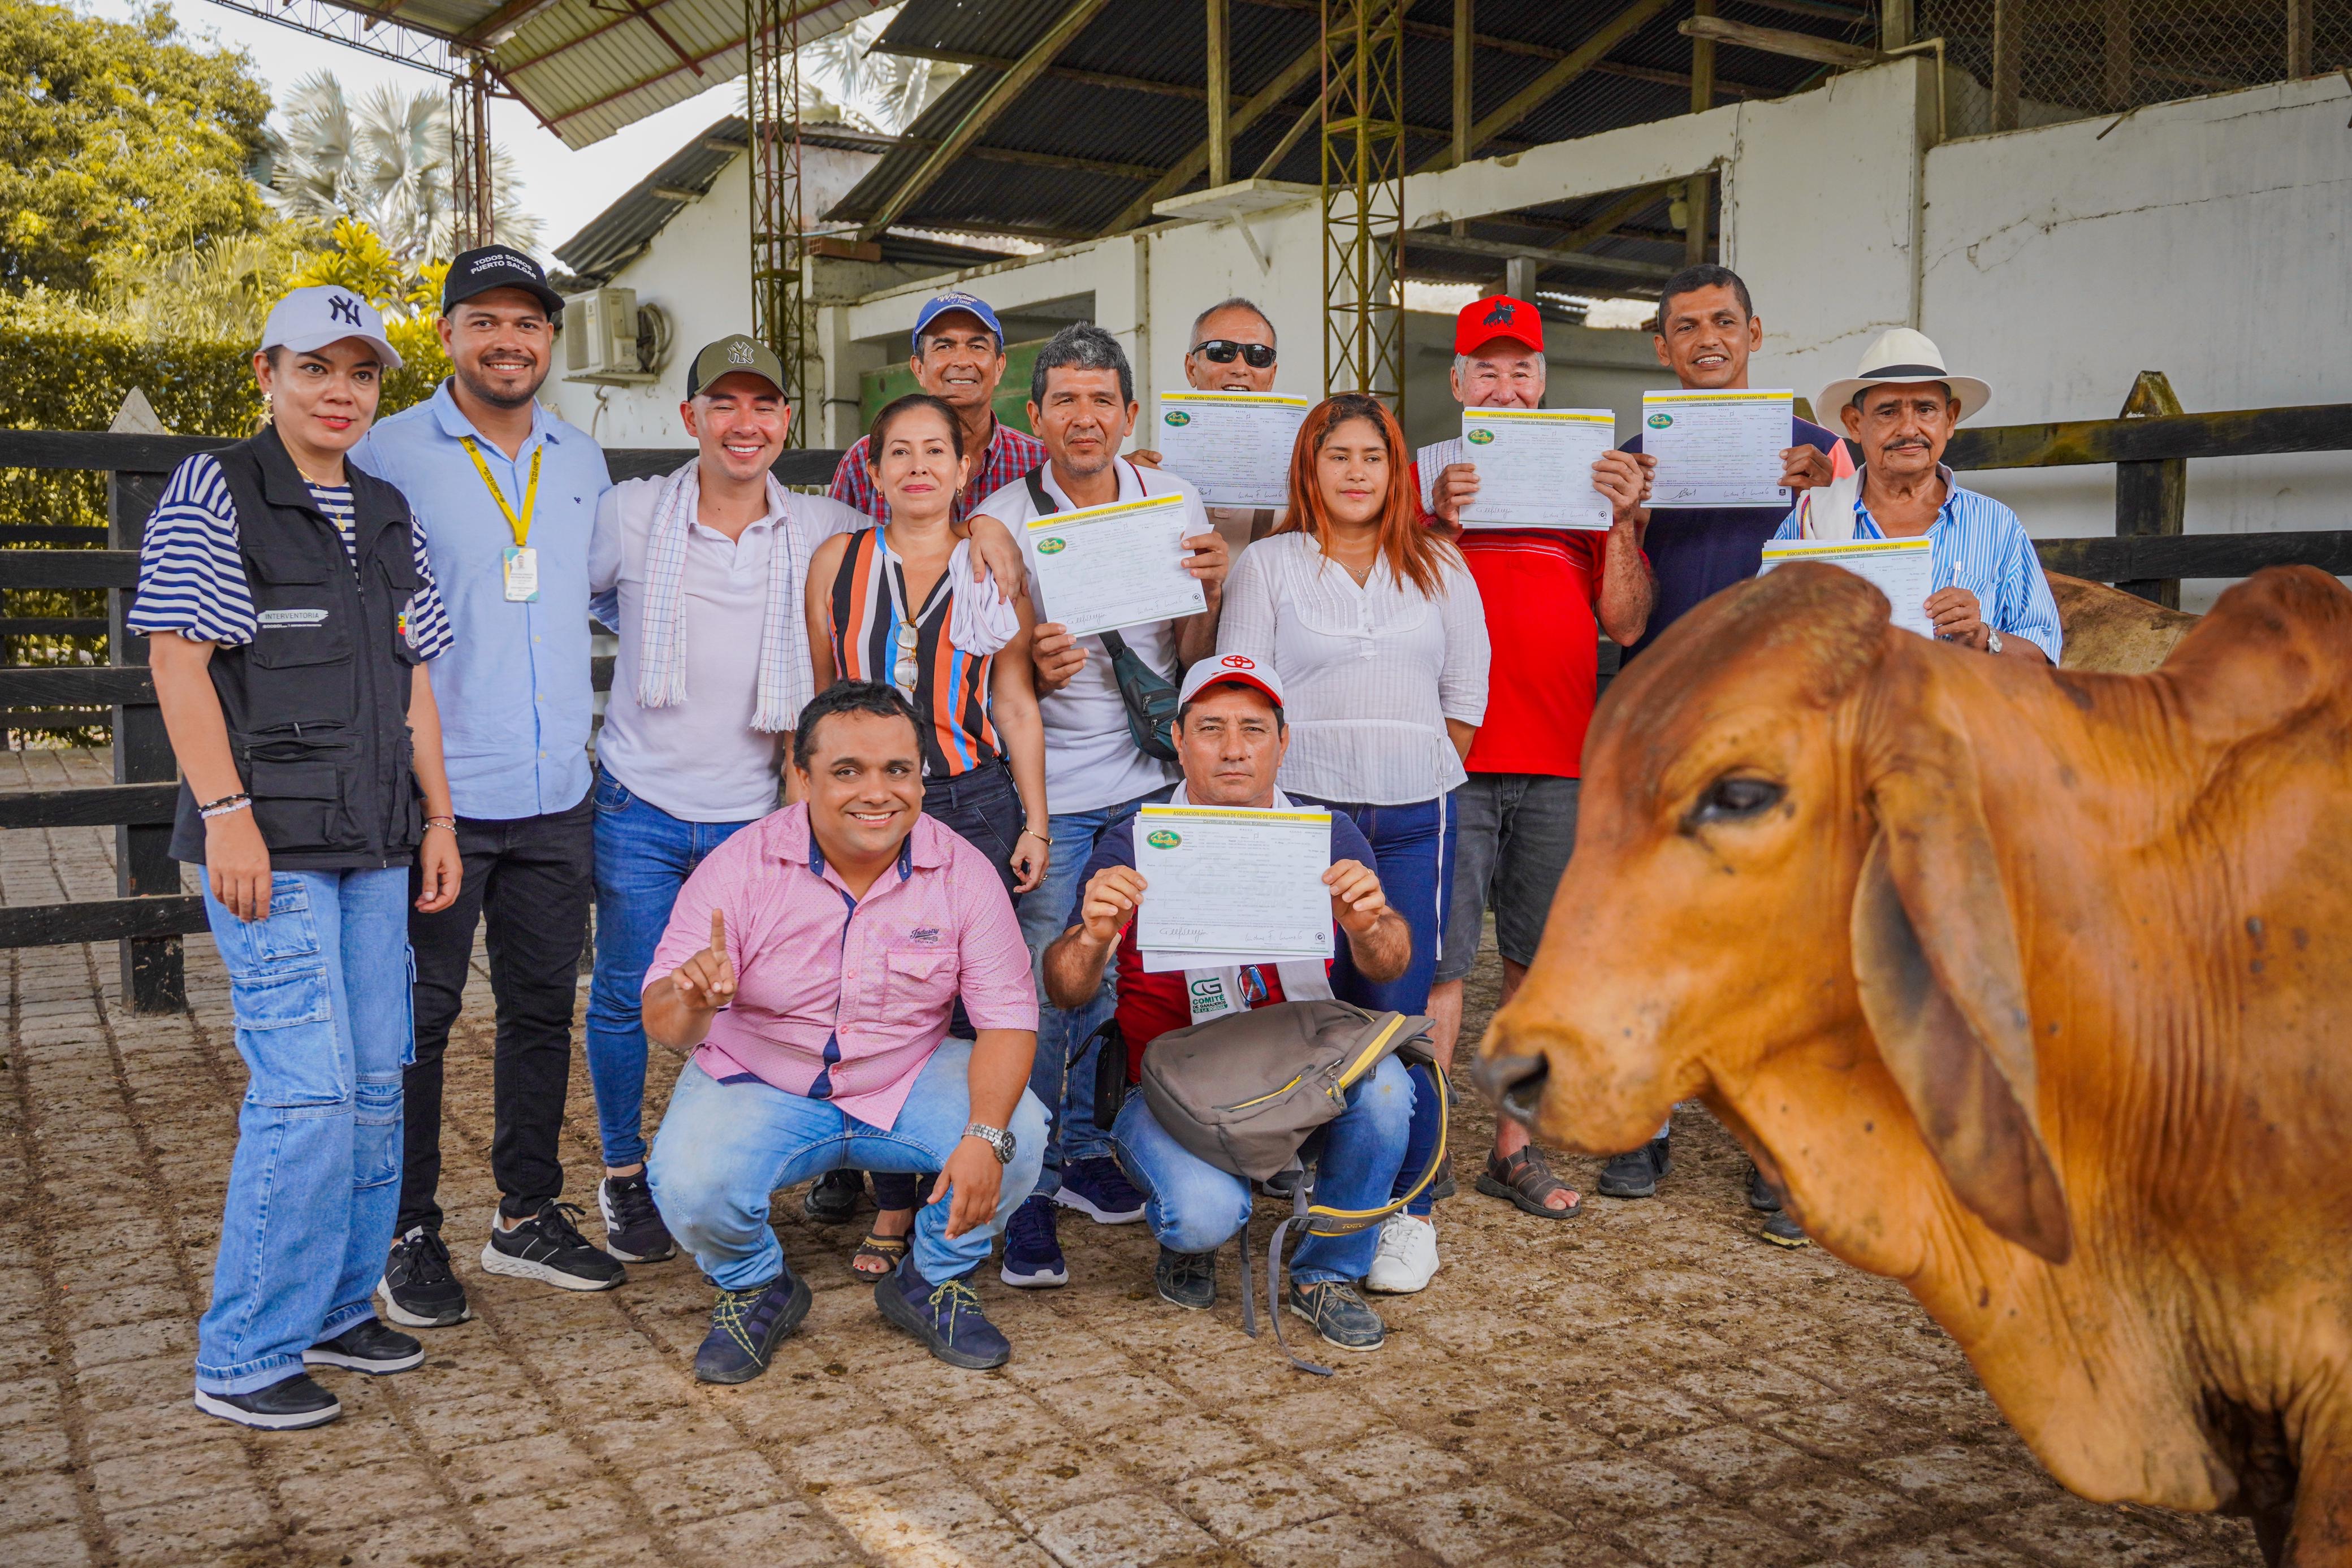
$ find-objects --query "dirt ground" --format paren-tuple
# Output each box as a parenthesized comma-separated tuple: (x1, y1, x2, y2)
(1, 747, 2265, 1567)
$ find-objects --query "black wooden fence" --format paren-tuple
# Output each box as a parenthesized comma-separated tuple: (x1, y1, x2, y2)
(3, 386, 2349, 1013)
(0, 432, 838, 1011)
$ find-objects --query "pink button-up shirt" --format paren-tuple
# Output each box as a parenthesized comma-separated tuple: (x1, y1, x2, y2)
(646, 804, 1037, 1129)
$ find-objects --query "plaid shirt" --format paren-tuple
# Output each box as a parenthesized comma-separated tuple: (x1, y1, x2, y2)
(828, 416, 1048, 527)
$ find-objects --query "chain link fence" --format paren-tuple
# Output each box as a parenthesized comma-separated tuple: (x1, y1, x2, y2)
(1918, 0, 2347, 127)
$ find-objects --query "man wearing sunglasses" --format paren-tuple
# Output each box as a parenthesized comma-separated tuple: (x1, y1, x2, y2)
(1134, 297, 1285, 553)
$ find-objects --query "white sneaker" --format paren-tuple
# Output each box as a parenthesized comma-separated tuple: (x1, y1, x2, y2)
(1361, 1212, 1438, 1295)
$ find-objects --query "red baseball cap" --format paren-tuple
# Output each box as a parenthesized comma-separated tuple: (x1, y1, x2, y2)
(1178, 652, 1285, 712)
(1454, 294, 1544, 357)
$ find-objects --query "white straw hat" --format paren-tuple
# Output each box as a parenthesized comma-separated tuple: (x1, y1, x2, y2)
(1816, 327, 1989, 423)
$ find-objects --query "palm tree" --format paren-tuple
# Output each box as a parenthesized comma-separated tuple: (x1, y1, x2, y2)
(261, 72, 540, 263)
(786, 7, 961, 135)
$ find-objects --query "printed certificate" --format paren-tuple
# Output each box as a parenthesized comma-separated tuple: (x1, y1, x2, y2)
(1155, 392, 1311, 508)
(1134, 805, 1334, 971)
(1026, 493, 1207, 638)
(1643, 389, 1795, 508)
(1456, 408, 1616, 530)
(1759, 535, 1936, 638)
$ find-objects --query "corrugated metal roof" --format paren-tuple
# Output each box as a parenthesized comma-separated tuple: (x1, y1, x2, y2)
(824, 0, 1864, 242)
(552, 116, 1008, 284)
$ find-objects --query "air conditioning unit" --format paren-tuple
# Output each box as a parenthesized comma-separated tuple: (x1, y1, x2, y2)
(563, 288, 657, 384)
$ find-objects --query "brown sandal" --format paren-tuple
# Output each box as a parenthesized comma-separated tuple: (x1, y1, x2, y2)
(851, 1229, 910, 1276)
(1475, 1146, 1583, 1219)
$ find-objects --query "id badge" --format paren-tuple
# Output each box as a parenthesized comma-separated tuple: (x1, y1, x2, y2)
(502, 545, 540, 603)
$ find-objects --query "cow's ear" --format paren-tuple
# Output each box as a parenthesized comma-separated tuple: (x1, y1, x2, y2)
(1851, 700, 2074, 1265)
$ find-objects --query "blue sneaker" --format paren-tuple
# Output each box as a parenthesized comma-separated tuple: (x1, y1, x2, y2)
(692, 1269, 812, 1385)
(999, 1193, 1068, 1289)
(876, 1256, 1011, 1369)
(1054, 1155, 1147, 1224)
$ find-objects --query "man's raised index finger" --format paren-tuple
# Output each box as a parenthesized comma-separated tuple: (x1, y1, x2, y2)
(710, 907, 727, 955)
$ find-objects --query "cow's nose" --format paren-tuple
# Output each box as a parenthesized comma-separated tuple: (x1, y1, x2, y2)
(1472, 1051, 1550, 1127)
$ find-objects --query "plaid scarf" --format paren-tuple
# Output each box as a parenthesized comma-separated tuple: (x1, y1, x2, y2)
(636, 461, 811, 733)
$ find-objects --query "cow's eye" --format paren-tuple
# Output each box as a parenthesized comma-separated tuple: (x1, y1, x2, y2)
(1684, 775, 1784, 828)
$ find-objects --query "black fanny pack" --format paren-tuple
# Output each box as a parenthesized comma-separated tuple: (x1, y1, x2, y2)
(1025, 469, 1182, 764)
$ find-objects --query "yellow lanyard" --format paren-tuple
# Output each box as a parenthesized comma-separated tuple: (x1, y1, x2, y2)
(459, 436, 541, 549)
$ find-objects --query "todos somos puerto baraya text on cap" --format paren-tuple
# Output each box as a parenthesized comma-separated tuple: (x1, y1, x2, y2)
(442, 244, 566, 319)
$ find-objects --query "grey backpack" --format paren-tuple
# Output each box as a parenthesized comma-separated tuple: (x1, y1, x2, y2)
(1136, 999, 1450, 1373)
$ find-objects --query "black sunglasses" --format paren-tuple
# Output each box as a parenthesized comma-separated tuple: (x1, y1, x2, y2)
(1191, 339, 1276, 369)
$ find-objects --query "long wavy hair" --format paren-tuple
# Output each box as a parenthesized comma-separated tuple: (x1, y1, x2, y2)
(1278, 393, 1459, 599)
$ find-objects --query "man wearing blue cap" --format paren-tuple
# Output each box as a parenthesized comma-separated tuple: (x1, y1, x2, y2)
(829, 292, 1046, 527)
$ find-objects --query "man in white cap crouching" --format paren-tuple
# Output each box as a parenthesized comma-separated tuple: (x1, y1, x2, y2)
(1778, 327, 2061, 663)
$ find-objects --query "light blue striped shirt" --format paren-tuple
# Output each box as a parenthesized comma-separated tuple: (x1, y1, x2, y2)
(128, 453, 456, 659)
(1774, 465, 2062, 662)
(351, 382, 609, 821)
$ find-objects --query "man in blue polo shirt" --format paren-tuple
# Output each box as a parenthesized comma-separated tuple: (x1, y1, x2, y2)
(351, 245, 622, 1326)
(1607, 263, 1839, 1241)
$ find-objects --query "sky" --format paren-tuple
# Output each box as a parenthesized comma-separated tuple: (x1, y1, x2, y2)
(92, 0, 746, 259)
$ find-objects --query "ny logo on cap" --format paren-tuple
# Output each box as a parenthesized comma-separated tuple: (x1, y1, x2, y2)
(728, 340, 755, 364)
(328, 293, 361, 326)
(1481, 300, 1517, 327)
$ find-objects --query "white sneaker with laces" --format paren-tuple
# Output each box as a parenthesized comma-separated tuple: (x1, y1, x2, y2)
(1362, 1212, 1438, 1294)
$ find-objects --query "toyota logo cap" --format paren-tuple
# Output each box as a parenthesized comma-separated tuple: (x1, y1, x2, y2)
(1454, 294, 1544, 357)
(1178, 652, 1285, 711)
(442, 244, 566, 320)
(259, 285, 404, 369)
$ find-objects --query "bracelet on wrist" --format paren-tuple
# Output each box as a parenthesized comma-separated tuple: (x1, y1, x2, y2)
(198, 793, 251, 820)
(423, 816, 458, 833)
(1019, 826, 1049, 843)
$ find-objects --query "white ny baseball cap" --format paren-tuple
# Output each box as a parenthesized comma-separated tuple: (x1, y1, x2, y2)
(259, 285, 404, 370)
(1178, 652, 1285, 711)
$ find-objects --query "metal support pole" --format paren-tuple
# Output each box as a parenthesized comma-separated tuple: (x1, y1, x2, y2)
(2102, 0, 2132, 111)
(2112, 371, 2185, 608)
(1879, 0, 1911, 50)
(2288, 0, 2314, 77)
(1451, 0, 1472, 168)
(1685, 0, 1714, 266)
(107, 468, 183, 1013)
(747, 0, 815, 447)
(1321, 0, 1406, 409)
(1207, 0, 1231, 186)
(448, 57, 495, 252)
(1990, 0, 2021, 132)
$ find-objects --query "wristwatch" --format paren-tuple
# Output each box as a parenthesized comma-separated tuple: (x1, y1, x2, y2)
(965, 1122, 1016, 1164)
(1986, 629, 2004, 655)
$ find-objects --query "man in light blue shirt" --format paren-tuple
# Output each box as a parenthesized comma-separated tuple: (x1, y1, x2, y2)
(1776, 328, 2061, 664)
(349, 245, 625, 1328)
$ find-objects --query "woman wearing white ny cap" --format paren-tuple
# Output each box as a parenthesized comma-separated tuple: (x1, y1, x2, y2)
(1780, 327, 2062, 663)
(130, 286, 462, 1430)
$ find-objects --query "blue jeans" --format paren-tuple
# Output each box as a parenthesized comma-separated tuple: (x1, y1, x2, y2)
(1109, 1055, 1415, 1285)
(1292, 793, 1458, 1218)
(1014, 789, 1164, 1194)
(647, 1039, 1048, 1289)
(586, 770, 755, 1168)
(196, 868, 413, 1396)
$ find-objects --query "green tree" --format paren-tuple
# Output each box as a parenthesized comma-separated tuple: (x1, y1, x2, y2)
(0, 0, 273, 292)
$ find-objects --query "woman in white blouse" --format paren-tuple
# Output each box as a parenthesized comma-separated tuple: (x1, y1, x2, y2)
(1216, 392, 1489, 1288)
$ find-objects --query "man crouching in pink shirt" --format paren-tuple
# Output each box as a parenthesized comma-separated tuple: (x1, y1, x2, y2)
(642, 681, 1045, 1381)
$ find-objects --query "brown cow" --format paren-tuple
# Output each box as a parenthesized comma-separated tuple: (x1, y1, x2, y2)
(1473, 562, 2352, 1563)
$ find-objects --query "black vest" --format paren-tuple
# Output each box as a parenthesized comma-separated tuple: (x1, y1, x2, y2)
(167, 425, 427, 870)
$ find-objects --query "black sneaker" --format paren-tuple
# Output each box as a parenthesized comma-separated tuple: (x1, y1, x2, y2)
(195, 1372, 341, 1431)
(379, 1227, 470, 1328)
(802, 1168, 863, 1225)
(1761, 1210, 1810, 1248)
(1154, 1245, 1216, 1311)
(480, 1201, 625, 1292)
(1746, 1164, 1783, 1212)
(1284, 1279, 1385, 1352)
(598, 1172, 676, 1264)
(876, 1255, 1011, 1370)
(693, 1270, 813, 1385)
(1597, 1134, 1672, 1199)
(304, 1319, 425, 1375)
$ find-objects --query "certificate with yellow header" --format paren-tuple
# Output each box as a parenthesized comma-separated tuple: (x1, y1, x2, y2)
(1643, 388, 1794, 508)
(1759, 535, 1935, 638)
(1134, 804, 1334, 971)
(1156, 391, 1311, 508)
(1024, 493, 1206, 639)
(1457, 408, 1617, 529)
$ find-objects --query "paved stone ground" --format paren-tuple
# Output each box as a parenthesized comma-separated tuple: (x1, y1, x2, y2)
(2, 747, 2264, 1568)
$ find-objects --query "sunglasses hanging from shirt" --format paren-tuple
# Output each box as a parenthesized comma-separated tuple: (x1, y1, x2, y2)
(459, 436, 543, 603)
(1192, 340, 1276, 369)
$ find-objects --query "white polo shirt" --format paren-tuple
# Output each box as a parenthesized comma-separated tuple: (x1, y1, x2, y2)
(590, 475, 864, 822)
(972, 457, 1206, 816)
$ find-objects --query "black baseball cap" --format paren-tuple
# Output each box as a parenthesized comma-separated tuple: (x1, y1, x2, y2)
(443, 245, 565, 320)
